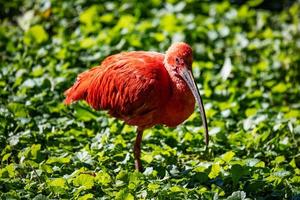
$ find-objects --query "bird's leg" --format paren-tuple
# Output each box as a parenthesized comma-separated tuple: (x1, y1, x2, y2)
(134, 128, 144, 172)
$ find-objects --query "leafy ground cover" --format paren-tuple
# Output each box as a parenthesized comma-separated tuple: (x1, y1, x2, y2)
(0, 0, 300, 199)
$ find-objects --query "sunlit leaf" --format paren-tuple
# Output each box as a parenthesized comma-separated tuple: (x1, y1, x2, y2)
(115, 189, 134, 200)
(24, 25, 49, 44)
(78, 193, 94, 200)
(73, 174, 95, 189)
(48, 178, 68, 193)
(272, 83, 288, 93)
(95, 171, 112, 186)
(222, 151, 235, 163)
(80, 6, 98, 25)
(209, 164, 221, 179)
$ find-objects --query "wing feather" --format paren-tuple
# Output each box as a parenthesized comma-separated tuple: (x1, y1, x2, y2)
(65, 51, 171, 126)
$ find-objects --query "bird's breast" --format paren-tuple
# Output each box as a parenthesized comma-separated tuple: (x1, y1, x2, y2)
(160, 84, 195, 127)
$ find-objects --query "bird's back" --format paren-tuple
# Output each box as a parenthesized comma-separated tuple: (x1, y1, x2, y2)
(65, 51, 171, 128)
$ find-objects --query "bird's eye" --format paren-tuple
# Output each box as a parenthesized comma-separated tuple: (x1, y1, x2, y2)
(175, 57, 180, 65)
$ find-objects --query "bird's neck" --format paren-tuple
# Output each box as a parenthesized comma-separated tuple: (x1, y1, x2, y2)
(163, 60, 188, 93)
(162, 61, 195, 127)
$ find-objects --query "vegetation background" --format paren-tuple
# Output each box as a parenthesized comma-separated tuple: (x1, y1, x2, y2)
(0, 0, 300, 199)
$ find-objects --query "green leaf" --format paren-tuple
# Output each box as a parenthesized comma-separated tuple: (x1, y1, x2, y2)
(290, 176, 300, 184)
(209, 164, 221, 179)
(31, 66, 44, 77)
(226, 191, 247, 200)
(148, 183, 160, 191)
(78, 194, 94, 200)
(100, 14, 114, 23)
(231, 164, 244, 184)
(7, 102, 28, 118)
(95, 171, 112, 186)
(2, 153, 11, 162)
(48, 178, 67, 188)
(128, 172, 142, 190)
(47, 178, 68, 193)
(272, 83, 287, 93)
(222, 151, 235, 162)
(73, 174, 95, 189)
(255, 161, 265, 168)
(273, 170, 290, 178)
(46, 156, 71, 164)
(245, 108, 257, 117)
(33, 194, 49, 200)
(30, 144, 41, 159)
(142, 153, 153, 163)
(80, 6, 98, 25)
(284, 110, 299, 119)
(289, 159, 297, 168)
(80, 38, 96, 49)
(115, 189, 134, 200)
(6, 164, 16, 177)
(274, 156, 285, 164)
(74, 104, 98, 121)
(24, 25, 48, 44)
(153, 33, 165, 42)
(169, 186, 186, 193)
(245, 158, 260, 167)
(247, 0, 263, 7)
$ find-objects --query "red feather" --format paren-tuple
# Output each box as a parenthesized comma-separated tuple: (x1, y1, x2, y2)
(65, 51, 172, 128)
(64, 42, 209, 171)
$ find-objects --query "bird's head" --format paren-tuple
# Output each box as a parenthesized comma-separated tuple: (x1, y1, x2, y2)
(165, 42, 209, 146)
(165, 42, 193, 71)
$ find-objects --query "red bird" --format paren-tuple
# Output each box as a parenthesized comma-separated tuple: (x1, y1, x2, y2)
(64, 42, 208, 171)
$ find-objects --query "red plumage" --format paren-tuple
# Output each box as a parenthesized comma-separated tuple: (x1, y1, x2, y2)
(64, 42, 208, 171)
(64, 51, 195, 129)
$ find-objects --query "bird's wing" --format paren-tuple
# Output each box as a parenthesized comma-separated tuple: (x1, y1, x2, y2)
(65, 52, 170, 122)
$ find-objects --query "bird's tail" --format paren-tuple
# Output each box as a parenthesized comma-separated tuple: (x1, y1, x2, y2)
(64, 67, 98, 105)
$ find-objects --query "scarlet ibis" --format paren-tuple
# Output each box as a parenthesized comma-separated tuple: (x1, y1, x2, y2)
(64, 42, 208, 171)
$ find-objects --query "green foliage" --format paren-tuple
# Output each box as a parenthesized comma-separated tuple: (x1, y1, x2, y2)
(0, 0, 300, 199)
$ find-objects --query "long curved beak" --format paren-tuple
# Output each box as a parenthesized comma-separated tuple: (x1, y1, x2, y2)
(180, 67, 209, 146)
